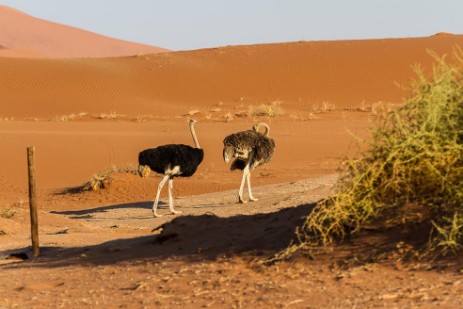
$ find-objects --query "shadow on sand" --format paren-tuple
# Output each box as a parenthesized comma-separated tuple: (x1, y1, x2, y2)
(2, 202, 318, 268)
(49, 201, 154, 216)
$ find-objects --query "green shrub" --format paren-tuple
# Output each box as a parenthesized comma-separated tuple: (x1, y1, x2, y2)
(300, 48, 463, 256)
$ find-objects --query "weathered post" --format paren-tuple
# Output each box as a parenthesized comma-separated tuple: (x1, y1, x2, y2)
(27, 146, 39, 257)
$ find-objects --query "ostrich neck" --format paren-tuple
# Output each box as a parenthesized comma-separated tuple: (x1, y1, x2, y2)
(190, 122, 201, 148)
(257, 123, 270, 136)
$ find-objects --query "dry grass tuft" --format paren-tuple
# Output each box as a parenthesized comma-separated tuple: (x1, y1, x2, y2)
(221, 112, 234, 122)
(53, 112, 88, 122)
(0, 201, 22, 219)
(94, 112, 126, 120)
(0, 207, 17, 219)
(248, 101, 285, 117)
(81, 165, 137, 192)
(313, 101, 336, 113)
(345, 102, 395, 117)
(133, 115, 155, 123)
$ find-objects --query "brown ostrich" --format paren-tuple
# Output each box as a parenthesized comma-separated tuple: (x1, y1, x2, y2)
(223, 122, 276, 203)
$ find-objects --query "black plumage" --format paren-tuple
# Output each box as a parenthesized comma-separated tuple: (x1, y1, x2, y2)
(138, 119, 204, 217)
(138, 144, 203, 177)
(223, 122, 276, 203)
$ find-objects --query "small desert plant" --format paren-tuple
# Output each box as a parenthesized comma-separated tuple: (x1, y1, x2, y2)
(94, 112, 126, 120)
(133, 115, 155, 123)
(0, 205, 18, 219)
(296, 48, 463, 257)
(313, 101, 336, 113)
(53, 112, 88, 122)
(221, 112, 234, 122)
(83, 174, 112, 191)
(248, 101, 284, 117)
(0, 200, 23, 219)
(345, 102, 394, 117)
(82, 165, 137, 191)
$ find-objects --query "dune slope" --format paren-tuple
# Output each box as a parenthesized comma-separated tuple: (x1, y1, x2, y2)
(1, 35, 462, 119)
(0, 5, 168, 58)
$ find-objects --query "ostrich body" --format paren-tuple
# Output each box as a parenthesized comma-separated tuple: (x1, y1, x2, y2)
(223, 122, 276, 203)
(138, 119, 204, 217)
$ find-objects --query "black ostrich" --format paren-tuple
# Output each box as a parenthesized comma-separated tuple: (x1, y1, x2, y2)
(138, 119, 204, 217)
(223, 122, 276, 203)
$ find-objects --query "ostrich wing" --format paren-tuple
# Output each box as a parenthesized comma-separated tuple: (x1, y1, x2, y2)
(223, 130, 259, 159)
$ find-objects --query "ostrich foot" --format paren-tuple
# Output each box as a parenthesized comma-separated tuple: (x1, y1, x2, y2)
(153, 212, 163, 218)
(238, 196, 247, 204)
(249, 196, 259, 202)
(170, 210, 183, 215)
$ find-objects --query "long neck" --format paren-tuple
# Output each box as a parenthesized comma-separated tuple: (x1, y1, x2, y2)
(256, 122, 270, 136)
(190, 121, 201, 148)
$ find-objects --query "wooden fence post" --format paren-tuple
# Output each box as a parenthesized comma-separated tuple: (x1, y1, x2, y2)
(27, 146, 40, 257)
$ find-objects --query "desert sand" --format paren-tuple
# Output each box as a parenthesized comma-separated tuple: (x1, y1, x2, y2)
(1, 6, 463, 308)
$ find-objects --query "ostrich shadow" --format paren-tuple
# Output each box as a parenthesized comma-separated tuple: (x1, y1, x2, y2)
(49, 195, 249, 218)
(3, 202, 320, 268)
(50, 201, 157, 216)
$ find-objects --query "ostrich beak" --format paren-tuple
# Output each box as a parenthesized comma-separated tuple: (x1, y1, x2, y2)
(223, 149, 231, 163)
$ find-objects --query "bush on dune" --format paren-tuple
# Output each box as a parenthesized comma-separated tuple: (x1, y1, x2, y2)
(297, 48, 463, 258)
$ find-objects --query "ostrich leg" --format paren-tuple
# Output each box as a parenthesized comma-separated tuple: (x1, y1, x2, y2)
(153, 174, 169, 217)
(168, 178, 183, 215)
(246, 171, 258, 202)
(238, 151, 255, 203)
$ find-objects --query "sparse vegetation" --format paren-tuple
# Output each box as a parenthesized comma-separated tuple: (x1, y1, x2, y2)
(53, 112, 88, 122)
(0, 207, 17, 219)
(0, 116, 13, 121)
(221, 112, 234, 122)
(133, 114, 155, 123)
(313, 101, 336, 113)
(248, 101, 284, 117)
(93, 112, 126, 120)
(81, 165, 137, 192)
(344, 101, 395, 116)
(0, 201, 22, 219)
(293, 49, 463, 258)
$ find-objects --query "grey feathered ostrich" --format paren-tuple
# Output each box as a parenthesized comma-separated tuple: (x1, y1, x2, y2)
(138, 119, 204, 217)
(223, 122, 276, 203)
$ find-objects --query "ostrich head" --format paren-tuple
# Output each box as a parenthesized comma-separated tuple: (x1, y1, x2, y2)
(223, 145, 236, 163)
(138, 165, 151, 178)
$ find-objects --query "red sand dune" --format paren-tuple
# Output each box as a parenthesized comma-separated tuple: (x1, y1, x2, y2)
(0, 5, 169, 58)
(0, 34, 462, 119)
